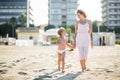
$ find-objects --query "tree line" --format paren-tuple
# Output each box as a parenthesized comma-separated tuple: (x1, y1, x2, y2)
(0, 13, 34, 39)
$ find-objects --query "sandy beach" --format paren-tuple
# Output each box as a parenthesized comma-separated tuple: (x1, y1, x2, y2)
(0, 45, 120, 80)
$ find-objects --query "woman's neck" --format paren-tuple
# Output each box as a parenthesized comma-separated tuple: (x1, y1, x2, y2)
(80, 18, 86, 22)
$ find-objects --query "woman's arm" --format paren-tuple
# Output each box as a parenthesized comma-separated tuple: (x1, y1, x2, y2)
(88, 20, 93, 48)
(75, 22, 78, 39)
(73, 22, 78, 48)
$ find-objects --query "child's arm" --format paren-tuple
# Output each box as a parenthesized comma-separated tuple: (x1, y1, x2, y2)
(66, 39, 74, 49)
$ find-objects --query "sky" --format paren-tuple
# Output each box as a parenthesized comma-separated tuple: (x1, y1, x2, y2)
(30, 0, 102, 26)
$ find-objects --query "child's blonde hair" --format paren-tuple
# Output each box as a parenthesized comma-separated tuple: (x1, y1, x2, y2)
(58, 27, 65, 36)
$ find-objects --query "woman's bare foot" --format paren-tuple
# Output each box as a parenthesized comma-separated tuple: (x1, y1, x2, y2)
(82, 67, 85, 72)
(84, 65, 86, 71)
(62, 70, 65, 73)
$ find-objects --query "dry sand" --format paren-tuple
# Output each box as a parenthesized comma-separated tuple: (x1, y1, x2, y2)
(0, 45, 120, 80)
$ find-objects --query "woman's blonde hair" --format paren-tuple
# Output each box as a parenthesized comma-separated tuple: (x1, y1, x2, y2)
(77, 9, 87, 18)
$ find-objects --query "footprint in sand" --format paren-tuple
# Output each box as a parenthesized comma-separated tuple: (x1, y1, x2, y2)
(18, 72, 28, 75)
(33, 69, 46, 73)
(99, 68, 114, 73)
(105, 76, 109, 79)
(0, 70, 8, 74)
(11, 63, 16, 66)
(1, 65, 12, 68)
(13, 58, 26, 63)
(0, 62, 12, 68)
(86, 68, 91, 71)
(91, 72, 98, 76)
(65, 64, 72, 69)
(106, 70, 114, 73)
(0, 62, 6, 65)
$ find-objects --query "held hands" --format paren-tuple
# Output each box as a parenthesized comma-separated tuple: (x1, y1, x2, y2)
(70, 39, 76, 49)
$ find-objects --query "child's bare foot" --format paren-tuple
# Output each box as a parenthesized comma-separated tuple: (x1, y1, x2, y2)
(82, 69, 85, 73)
(58, 68, 60, 71)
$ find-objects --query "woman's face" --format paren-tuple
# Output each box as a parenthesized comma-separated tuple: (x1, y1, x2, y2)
(77, 13, 84, 20)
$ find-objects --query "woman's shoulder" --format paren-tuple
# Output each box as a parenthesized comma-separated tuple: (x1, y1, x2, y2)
(86, 19, 91, 23)
(76, 20, 79, 24)
(75, 21, 79, 26)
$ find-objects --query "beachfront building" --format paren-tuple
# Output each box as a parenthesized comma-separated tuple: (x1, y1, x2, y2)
(93, 32, 115, 46)
(101, 0, 120, 29)
(0, 0, 33, 27)
(48, 0, 78, 27)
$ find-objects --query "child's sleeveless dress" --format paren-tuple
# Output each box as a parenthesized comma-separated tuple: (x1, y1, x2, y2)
(76, 20, 91, 60)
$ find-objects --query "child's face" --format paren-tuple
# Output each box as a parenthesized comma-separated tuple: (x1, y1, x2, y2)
(61, 30, 66, 37)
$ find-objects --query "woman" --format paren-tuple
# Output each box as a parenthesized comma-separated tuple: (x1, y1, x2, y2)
(74, 9, 93, 72)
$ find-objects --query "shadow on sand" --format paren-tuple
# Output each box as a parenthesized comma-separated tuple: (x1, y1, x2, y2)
(33, 70, 81, 80)
(57, 72, 81, 80)
(33, 69, 57, 80)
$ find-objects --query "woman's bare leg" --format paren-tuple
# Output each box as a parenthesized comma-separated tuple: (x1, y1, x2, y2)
(83, 59, 86, 71)
(80, 60, 84, 72)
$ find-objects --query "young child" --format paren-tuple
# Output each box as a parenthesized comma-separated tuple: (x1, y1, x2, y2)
(56, 28, 72, 73)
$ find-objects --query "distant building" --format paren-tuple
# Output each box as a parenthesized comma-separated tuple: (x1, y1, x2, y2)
(0, 0, 33, 27)
(93, 32, 115, 46)
(16, 27, 39, 40)
(48, 0, 78, 27)
(101, 0, 120, 29)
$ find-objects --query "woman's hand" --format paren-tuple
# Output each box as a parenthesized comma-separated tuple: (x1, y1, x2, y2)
(91, 41, 93, 48)
(73, 37, 76, 48)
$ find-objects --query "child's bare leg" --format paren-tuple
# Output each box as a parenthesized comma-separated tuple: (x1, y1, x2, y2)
(62, 52, 65, 73)
(58, 53, 61, 71)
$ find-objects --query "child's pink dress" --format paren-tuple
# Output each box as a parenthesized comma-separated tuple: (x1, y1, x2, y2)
(76, 20, 91, 60)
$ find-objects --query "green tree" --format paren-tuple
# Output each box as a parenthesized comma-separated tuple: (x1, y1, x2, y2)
(45, 24, 55, 31)
(9, 17, 17, 38)
(59, 24, 69, 29)
(100, 25, 108, 32)
(69, 25, 75, 33)
(19, 13, 26, 27)
(92, 21, 98, 32)
(66, 27, 72, 43)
